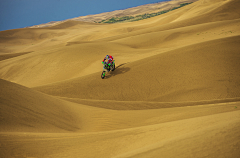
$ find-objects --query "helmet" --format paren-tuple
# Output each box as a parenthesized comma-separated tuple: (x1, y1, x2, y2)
(106, 55, 109, 59)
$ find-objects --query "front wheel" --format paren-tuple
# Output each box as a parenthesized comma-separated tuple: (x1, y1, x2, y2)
(101, 71, 106, 79)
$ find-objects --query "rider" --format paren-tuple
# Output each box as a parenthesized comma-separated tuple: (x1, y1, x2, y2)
(102, 55, 114, 71)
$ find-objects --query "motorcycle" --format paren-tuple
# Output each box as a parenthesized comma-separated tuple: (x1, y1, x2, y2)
(101, 60, 115, 79)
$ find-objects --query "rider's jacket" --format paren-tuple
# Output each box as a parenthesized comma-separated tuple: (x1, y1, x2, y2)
(103, 55, 114, 64)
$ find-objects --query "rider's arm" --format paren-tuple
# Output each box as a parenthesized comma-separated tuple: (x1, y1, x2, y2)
(102, 58, 106, 64)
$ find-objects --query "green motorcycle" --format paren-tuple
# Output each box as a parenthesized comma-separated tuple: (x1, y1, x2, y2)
(101, 60, 115, 79)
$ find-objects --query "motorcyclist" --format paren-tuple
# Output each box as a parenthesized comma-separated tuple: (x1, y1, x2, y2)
(102, 55, 114, 72)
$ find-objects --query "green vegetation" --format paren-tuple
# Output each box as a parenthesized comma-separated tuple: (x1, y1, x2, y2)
(98, 16, 135, 23)
(97, 3, 192, 24)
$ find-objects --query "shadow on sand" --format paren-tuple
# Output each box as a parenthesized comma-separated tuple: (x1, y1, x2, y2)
(104, 63, 130, 79)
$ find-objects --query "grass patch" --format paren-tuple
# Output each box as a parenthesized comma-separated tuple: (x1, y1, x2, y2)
(97, 2, 192, 24)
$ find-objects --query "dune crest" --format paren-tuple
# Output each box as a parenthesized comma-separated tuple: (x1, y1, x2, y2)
(0, 79, 82, 133)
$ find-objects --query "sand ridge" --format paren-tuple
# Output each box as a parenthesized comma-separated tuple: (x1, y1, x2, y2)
(27, 0, 198, 28)
(0, 0, 240, 157)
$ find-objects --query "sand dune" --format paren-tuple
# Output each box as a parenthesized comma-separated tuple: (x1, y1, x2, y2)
(0, 79, 82, 133)
(28, 0, 197, 28)
(1, 78, 240, 158)
(1, 0, 240, 157)
(34, 36, 240, 102)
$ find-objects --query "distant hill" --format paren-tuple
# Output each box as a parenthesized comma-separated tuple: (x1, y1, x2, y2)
(28, 0, 197, 28)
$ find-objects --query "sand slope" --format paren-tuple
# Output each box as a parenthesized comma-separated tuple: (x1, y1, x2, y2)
(0, 79, 83, 133)
(34, 35, 240, 102)
(1, 79, 240, 158)
(1, 0, 240, 157)
(27, 0, 198, 28)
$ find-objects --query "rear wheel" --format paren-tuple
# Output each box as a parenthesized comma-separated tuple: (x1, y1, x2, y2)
(101, 71, 106, 79)
(111, 64, 115, 71)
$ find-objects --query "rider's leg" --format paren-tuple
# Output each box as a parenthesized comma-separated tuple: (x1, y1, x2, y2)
(103, 64, 106, 71)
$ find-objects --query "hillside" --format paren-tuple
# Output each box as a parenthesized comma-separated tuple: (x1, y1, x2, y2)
(27, 0, 197, 28)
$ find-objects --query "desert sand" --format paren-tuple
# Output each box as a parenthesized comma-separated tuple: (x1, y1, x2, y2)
(0, 0, 240, 157)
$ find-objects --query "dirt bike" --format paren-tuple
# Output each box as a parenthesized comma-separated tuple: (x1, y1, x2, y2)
(101, 60, 115, 79)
